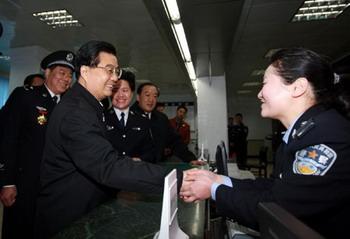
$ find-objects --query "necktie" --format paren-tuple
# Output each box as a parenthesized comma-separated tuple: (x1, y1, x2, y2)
(120, 112, 125, 129)
(52, 95, 58, 104)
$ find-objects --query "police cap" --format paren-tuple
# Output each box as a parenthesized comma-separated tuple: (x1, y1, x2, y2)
(41, 50, 75, 71)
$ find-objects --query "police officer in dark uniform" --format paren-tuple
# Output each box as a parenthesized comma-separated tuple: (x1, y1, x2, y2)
(130, 83, 203, 165)
(105, 70, 156, 162)
(181, 48, 350, 239)
(230, 113, 248, 168)
(0, 50, 75, 239)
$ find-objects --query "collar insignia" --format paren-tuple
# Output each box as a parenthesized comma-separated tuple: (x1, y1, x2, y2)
(106, 125, 114, 131)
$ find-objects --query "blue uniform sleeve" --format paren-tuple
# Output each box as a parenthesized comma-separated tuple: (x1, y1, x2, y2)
(211, 175, 232, 200)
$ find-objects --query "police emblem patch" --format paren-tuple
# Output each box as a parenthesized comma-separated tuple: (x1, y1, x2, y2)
(293, 144, 337, 176)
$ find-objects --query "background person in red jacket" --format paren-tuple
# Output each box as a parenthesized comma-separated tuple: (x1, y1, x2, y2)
(169, 105, 190, 145)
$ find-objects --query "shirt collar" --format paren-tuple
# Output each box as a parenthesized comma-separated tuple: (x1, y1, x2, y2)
(282, 113, 303, 144)
(44, 84, 60, 102)
(145, 111, 151, 119)
(113, 107, 129, 118)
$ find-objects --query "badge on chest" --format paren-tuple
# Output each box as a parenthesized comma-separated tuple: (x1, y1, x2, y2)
(36, 106, 48, 125)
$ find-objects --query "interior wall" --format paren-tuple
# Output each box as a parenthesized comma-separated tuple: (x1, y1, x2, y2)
(0, 76, 9, 107)
(8, 46, 49, 93)
(197, 75, 228, 162)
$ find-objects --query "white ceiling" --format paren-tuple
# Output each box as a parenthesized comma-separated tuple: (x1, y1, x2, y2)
(1, 0, 350, 109)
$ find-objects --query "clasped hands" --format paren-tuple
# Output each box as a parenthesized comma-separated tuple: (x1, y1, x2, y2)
(180, 169, 223, 202)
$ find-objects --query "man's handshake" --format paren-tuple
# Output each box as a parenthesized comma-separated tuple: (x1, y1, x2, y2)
(180, 169, 223, 202)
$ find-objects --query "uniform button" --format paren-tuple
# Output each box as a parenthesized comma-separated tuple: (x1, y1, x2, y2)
(122, 152, 126, 155)
(279, 173, 282, 179)
(122, 134, 126, 138)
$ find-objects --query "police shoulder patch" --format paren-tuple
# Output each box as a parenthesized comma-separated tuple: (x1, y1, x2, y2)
(293, 144, 337, 176)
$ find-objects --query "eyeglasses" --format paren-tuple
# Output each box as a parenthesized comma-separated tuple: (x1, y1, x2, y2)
(95, 65, 122, 78)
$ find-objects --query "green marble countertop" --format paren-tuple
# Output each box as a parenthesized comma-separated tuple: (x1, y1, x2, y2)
(53, 163, 207, 239)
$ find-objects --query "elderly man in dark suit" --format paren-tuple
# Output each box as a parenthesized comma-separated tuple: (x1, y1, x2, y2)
(105, 70, 156, 162)
(0, 50, 75, 239)
(35, 41, 183, 239)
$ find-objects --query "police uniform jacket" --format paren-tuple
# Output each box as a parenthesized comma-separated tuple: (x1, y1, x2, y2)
(215, 105, 350, 239)
(1, 85, 56, 187)
(229, 123, 248, 147)
(105, 108, 156, 163)
(131, 102, 196, 163)
(0, 85, 56, 239)
(35, 83, 175, 239)
(169, 117, 191, 145)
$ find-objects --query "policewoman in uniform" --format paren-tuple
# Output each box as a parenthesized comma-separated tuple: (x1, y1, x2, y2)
(105, 70, 156, 163)
(0, 50, 75, 239)
(180, 48, 350, 239)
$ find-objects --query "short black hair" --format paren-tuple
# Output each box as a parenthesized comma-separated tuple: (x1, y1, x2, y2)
(75, 40, 117, 79)
(23, 74, 44, 86)
(119, 70, 136, 92)
(177, 105, 188, 113)
(136, 82, 160, 96)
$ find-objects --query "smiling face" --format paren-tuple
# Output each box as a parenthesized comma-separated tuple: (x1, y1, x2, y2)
(257, 65, 294, 122)
(112, 79, 133, 110)
(82, 52, 119, 101)
(137, 85, 158, 113)
(45, 66, 73, 94)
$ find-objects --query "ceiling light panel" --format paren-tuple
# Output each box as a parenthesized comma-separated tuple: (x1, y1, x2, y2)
(292, 0, 350, 22)
(162, 0, 197, 93)
(33, 9, 83, 28)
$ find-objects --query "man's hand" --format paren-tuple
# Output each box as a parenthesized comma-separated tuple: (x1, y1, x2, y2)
(180, 169, 223, 202)
(190, 160, 207, 166)
(185, 169, 223, 184)
(0, 186, 17, 207)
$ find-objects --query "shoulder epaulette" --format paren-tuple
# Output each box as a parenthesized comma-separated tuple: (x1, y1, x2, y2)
(23, 85, 34, 91)
(293, 118, 315, 139)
